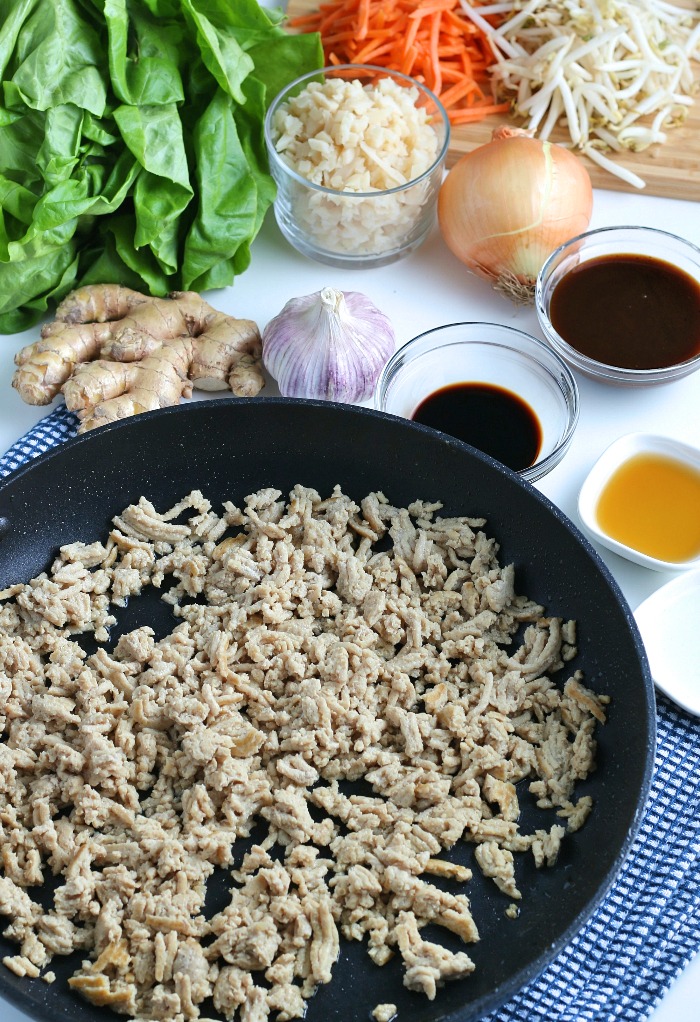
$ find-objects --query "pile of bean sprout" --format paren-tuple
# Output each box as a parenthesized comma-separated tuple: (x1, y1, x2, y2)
(461, 0, 700, 187)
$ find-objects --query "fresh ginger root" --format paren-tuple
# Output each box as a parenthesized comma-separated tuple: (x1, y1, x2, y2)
(12, 285, 265, 431)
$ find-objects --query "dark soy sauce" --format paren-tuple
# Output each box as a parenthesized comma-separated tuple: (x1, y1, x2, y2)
(411, 382, 542, 472)
(550, 253, 700, 370)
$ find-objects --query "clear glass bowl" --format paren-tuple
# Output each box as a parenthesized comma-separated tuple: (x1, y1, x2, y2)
(375, 322, 579, 483)
(264, 64, 450, 269)
(536, 225, 700, 386)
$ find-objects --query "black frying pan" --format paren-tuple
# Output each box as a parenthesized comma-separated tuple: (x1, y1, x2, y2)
(0, 398, 655, 1022)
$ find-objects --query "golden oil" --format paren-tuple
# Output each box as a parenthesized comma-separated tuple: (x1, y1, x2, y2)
(596, 452, 700, 562)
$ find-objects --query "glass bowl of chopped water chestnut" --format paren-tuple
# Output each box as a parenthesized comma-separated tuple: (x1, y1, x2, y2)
(264, 64, 450, 268)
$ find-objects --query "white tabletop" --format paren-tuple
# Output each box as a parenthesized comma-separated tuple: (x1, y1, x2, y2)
(1, 181, 699, 1022)
(1, 0, 699, 1011)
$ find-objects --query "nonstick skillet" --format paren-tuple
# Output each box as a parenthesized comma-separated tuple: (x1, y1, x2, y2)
(0, 398, 655, 1022)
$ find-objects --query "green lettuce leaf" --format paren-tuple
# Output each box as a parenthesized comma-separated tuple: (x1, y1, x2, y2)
(8, 0, 107, 115)
(103, 0, 185, 106)
(181, 88, 258, 292)
(0, 0, 323, 333)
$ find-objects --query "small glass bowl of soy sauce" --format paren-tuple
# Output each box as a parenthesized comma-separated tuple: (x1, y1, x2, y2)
(375, 322, 579, 483)
(536, 225, 700, 386)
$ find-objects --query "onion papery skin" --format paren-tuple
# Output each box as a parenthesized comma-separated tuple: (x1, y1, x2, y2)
(438, 133, 593, 302)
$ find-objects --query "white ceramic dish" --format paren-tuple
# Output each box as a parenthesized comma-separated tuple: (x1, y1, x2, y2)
(578, 432, 700, 571)
(634, 571, 700, 717)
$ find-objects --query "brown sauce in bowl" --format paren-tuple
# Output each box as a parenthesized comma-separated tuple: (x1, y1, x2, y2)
(550, 253, 700, 370)
(411, 382, 542, 472)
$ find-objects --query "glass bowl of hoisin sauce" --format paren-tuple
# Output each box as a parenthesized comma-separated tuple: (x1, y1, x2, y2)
(536, 225, 700, 386)
(375, 322, 579, 483)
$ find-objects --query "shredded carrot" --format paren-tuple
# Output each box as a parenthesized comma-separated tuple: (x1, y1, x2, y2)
(449, 101, 510, 123)
(288, 0, 510, 126)
(357, 0, 370, 39)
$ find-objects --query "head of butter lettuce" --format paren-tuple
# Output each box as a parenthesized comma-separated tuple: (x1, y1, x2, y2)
(0, 0, 322, 333)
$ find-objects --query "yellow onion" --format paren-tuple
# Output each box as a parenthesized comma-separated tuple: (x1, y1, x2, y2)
(438, 127, 593, 303)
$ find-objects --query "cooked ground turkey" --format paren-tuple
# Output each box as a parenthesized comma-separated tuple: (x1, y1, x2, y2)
(0, 486, 608, 1020)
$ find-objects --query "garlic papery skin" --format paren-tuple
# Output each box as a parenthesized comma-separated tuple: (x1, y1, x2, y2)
(262, 287, 396, 403)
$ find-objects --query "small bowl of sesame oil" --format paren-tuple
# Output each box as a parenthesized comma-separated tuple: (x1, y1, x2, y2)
(578, 432, 700, 571)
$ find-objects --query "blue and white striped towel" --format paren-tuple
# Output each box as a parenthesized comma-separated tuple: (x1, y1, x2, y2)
(2, 405, 699, 1022)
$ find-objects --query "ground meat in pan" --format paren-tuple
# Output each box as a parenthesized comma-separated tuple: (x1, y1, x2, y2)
(0, 486, 609, 1020)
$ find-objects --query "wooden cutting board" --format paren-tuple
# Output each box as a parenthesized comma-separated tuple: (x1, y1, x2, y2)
(285, 0, 700, 201)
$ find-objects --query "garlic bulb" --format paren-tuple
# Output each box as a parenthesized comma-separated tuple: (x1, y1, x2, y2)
(262, 287, 396, 403)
